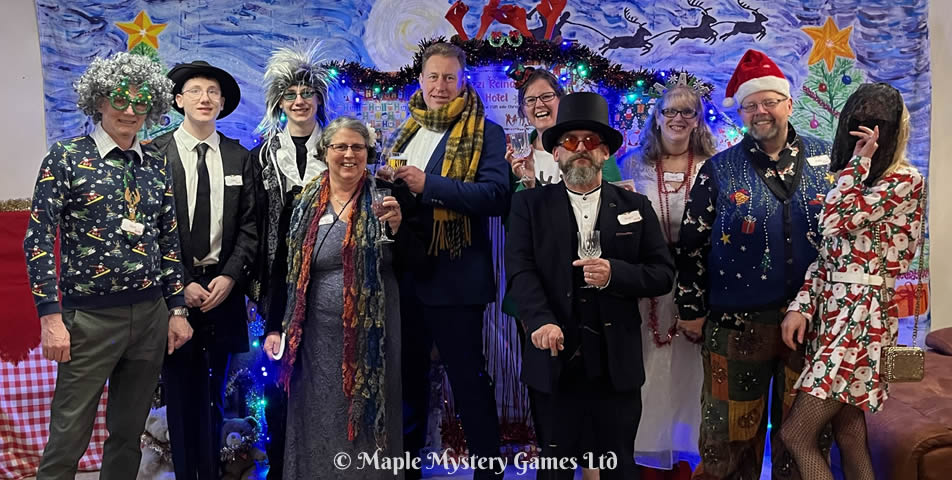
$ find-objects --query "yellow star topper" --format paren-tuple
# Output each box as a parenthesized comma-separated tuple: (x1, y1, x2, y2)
(802, 17, 855, 71)
(116, 11, 167, 50)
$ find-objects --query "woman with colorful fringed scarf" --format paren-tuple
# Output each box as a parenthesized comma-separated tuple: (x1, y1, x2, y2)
(263, 117, 415, 479)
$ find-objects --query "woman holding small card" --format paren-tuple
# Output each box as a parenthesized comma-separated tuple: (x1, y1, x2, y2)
(622, 83, 717, 478)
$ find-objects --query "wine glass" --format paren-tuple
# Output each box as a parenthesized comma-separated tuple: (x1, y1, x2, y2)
(577, 230, 602, 288)
(507, 130, 533, 184)
(371, 187, 395, 244)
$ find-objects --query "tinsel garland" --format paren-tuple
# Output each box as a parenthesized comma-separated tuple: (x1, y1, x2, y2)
(0, 198, 31, 212)
(140, 430, 173, 465)
(224, 368, 253, 397)
(324, 36, 714, 101)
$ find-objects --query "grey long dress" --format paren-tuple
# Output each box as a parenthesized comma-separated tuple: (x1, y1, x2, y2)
(284, 214, 403, 479)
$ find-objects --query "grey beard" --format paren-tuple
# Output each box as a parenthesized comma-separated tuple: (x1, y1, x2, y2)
(562, 163, 599, 186)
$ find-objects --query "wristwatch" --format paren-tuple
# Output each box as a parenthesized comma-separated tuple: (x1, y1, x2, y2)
(169, 306, 189, 318)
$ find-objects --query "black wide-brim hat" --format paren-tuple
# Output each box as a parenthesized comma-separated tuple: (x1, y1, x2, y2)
(168, 60, 241, 119)
(541, 92, 623, 155)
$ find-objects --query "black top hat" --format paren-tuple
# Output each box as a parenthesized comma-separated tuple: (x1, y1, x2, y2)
(541, 92, 623, 155)
(167, 60, 241, 119)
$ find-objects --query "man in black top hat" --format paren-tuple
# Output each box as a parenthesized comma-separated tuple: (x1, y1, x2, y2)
(505, 92, 675, 480)
(151, 61, 257, 480)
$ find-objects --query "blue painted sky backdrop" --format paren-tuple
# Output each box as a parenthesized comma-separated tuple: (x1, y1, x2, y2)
(35, 0, 930, 173)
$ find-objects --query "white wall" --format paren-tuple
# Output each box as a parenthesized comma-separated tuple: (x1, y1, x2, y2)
(0, 1, 45, 200)
(2, 2, 949, 328)
(928, 5, 951, 330)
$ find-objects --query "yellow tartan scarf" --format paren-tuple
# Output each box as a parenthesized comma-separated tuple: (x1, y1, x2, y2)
(391, 84, 486, 258)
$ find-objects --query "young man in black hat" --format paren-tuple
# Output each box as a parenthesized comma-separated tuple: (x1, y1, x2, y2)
(151, 61, 257, 480)
(505, 92, 675, 479)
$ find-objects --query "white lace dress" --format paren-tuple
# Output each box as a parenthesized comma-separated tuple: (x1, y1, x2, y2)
(626, 155, 705, 470)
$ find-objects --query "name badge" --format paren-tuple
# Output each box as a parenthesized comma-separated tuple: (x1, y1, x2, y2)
(121, 218, 145, 235)
(663, 172, 686, 183)
(807, 155, 831, 166)
(617, 210, 642, 225)
(225, 175, 243, 186)
(319, 213, 335, 225)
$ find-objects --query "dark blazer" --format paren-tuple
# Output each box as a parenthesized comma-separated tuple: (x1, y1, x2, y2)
(400, 120, 510, 307)
(505, 181, 675, 393)
(152, 131, 257, 353)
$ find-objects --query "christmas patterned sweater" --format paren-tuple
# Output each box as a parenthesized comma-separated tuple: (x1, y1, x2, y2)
(787, 154, 925, 412)
(24, 134, 185, 316)
(675, 129, 834, 318)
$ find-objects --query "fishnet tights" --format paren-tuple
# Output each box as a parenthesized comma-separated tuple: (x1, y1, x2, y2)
(779, 393, 875, 480)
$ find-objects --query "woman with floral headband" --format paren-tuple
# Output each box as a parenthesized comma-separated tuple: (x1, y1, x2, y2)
(620, 82, 717, 479)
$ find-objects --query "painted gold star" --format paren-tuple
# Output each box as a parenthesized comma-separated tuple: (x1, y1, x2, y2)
(116, 11, 167, 50)
(720, 233, 731, 245)
(825, 172, 836, 184)
(802, 17, 855, 71)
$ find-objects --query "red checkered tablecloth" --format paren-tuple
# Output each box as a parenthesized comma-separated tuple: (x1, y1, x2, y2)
(0, 348, 108, 480)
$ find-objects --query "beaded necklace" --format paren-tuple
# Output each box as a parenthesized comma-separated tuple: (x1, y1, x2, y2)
(648, 151, 697, 347)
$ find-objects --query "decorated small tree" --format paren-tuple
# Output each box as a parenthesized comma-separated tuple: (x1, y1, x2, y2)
(791, 17, 864, 140)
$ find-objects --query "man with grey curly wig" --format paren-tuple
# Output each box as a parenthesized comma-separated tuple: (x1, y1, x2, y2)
(24, 51, 193, 480)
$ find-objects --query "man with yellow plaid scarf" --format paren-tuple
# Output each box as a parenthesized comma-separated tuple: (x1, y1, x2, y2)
(387, 42, 509, 480)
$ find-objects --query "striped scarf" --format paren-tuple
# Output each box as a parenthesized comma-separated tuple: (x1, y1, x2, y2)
(391, 83, 486, 258)
(279, 170, 388, 445)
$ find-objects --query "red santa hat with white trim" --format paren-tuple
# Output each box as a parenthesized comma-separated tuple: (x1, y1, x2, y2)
(722, 49, 791, 107)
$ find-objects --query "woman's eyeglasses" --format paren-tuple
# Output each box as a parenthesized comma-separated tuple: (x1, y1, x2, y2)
(523, 92, 558, 107)
(327, 143, 367, 153)
(660, 108, 698, 119)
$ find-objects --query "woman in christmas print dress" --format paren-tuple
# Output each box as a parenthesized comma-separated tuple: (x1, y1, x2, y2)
(779, 83, 925, 480)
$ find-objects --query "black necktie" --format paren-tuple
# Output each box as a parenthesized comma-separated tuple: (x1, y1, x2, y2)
(193, 142, 211, 261)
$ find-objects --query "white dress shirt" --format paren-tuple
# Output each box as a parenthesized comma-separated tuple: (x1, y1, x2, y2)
(174, 127, 224, 266)
(90, 122, 144, 160)
(404, 127, 447, 172)
(566, 185, 601, 238)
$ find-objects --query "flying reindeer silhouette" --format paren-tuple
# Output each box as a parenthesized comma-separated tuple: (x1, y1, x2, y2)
(649, 0, 719, 45)
(716, 0, 768, 41)
(564, 8, 654, 56)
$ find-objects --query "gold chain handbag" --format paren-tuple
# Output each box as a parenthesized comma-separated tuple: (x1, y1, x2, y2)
(880, 184, 928, 383)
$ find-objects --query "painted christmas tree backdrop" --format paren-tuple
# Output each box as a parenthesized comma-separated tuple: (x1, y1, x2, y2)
(790, 17, 864, 141)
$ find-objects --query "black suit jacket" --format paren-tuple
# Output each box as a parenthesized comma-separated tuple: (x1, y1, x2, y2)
(152, 131, 257, 353)
(505, 181, 675, 393)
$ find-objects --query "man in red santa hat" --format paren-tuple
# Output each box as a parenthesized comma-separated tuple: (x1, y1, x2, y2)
(673, 49, 834, 479)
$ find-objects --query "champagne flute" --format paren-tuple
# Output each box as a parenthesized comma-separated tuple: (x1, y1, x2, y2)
(372, 187, 395, 244)
(377, 149, 406, 183)
(577, 230, 602, 288)
(507, 130, 533, 184)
